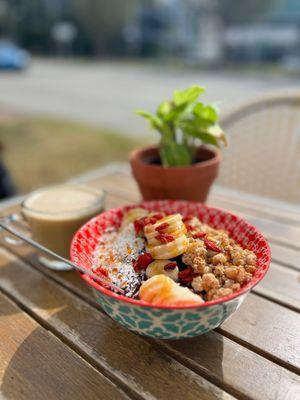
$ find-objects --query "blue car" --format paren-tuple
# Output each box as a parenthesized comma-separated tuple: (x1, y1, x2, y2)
(0, 40, 30, 70)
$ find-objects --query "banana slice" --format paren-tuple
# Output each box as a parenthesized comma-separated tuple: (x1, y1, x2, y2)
(146, 260, 179, 281)
(121, 208, 149, 228)
(147, 235, 188, 259)
(144, 214, 183, 233)
(144, 214, 187, 247)
(139, 275, 203, 306)
(145, 224, 186, 245)
(148, 211, 166, 219)
(145, 226, 186, 246)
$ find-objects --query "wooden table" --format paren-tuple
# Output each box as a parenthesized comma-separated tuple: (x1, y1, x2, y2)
(0, 164, 299, 400)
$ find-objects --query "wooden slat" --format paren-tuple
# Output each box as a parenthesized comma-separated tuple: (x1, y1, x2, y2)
(0, 248, 232, 400)
(270, 243, 300, 272)
(238, 214, 300, 250)
(0, 292, 131, 400)
(160, 335, 300, 400)
(209, 190, 300, 226)
(81, 171, 138, 193)
(219, 294, 300, 373)
(255, 262, 300, 311)
(1, 247, 300, 400)
(0, 195, 23, 212)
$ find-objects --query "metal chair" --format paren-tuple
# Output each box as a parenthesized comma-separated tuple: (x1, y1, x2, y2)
(218, 91, 300, 205)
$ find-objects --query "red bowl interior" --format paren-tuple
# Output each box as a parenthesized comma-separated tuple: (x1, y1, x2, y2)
(70, 200, 271, 310)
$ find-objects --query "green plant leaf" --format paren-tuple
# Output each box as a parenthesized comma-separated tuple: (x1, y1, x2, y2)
(135, 110, 163, 132)
(197, 132, 220, 147)
(193, 103, 218, 123)
(157, 100, 191, 123)
(179, 117, 228, 148)
(160, 141, 192, 167)
(173, 85, 205, 106)
(187, 129, 220, 147)
(180, 121, 220, 147)
(157, 101, 172, 118)
(207, 124, 228, 146)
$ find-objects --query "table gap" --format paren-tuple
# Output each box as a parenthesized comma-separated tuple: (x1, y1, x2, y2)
(216, 327, 300, 375)
(209, 193, 300, 227)
(253, 287, 299, 313)
(145, 339, 252, 400)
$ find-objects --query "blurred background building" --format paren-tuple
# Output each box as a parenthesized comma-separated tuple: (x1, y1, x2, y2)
(0, 0, 299, 68)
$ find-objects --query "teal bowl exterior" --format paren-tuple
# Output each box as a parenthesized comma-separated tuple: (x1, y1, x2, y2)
(93, 288, 245, 339)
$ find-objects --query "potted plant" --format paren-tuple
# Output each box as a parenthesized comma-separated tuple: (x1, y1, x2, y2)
(130, 85, 227, 202)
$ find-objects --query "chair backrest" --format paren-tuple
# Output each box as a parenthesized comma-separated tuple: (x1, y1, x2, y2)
(218, 92, 300, 205)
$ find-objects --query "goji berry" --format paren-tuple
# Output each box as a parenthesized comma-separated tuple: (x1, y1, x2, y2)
(134, 219, 144, 235)
(143, 217, 153, 225)
(185, 224, 195, 232)
(151, 213, 164, 221)
(155, 222, 169, 232)
(133, 253, 153, 271)
(155, 233, 175, 243)
(204, 238, 222, 253)
(182, 215, 193, 223)
(164, 262, 177, 271)
(95, 266, 108, 277)
(178, 267, 193, 280)
(180, 276, 193, 284)
(193, 232, 206, 239)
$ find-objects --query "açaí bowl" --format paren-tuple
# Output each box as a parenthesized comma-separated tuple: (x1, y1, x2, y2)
(70, 200, 271, 339)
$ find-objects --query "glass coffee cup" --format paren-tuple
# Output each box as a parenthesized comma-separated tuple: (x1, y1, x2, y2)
(22, 184, 105, 270)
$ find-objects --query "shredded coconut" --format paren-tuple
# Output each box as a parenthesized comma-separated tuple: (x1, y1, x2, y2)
(93, 224, 146, 297)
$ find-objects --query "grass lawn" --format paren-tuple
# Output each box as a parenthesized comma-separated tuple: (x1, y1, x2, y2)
(0, 116, 146, 194)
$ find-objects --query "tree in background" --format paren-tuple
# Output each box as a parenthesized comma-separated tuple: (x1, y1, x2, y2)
(0, 0, 60, 54)
(70, 0, 137, 56)
(0, 0, 138, 56)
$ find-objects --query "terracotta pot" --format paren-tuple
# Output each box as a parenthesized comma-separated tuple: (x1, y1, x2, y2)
(130, 145, 220, 202)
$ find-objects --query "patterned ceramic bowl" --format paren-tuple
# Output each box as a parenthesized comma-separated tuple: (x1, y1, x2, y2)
(70, 200, 271, 339)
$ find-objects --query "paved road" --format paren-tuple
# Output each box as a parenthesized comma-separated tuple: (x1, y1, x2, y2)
(0, 59, 299, 137)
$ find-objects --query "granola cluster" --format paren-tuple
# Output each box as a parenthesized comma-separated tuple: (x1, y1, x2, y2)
(182, 216, 257, 300)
